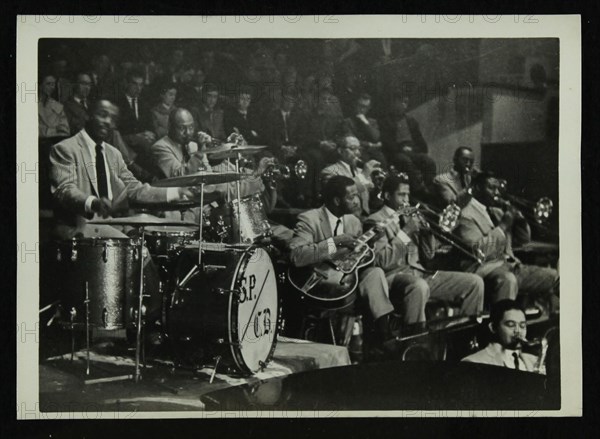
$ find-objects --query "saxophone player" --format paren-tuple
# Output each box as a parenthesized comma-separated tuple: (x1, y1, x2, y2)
(462, 299, 543, 373)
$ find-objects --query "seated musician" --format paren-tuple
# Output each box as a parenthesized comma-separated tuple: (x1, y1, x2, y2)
(289, 175, 403, 344)
(49, 100, 197, 337)
(453, 171, 559, 309)
(320, 135, 382, 218)
(462, 299, 542, 373)
(151, 107, 212, 179)
(365, 174, 484, 325)
(432, 146, 476, 208)
(49, 99, 196, 240)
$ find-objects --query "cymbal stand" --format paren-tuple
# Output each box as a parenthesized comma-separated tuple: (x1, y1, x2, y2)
(134, 227, 147, 383)
(85, 282, 90, 375)
(234, 152, 243, 243)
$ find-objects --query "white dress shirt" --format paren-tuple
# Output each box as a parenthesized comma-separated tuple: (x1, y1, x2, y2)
(126, 95, 139, 120)
(325, 207, 344, 255)
(82, 129, 178, 213)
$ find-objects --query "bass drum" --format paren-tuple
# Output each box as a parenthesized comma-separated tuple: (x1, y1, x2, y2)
(167, 245, 280, 375)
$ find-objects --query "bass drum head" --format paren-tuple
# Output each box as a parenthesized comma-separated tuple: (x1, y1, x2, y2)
(231, 247, 279, 373)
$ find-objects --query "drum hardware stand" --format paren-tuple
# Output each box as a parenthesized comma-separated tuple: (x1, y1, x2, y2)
(134, 227, 147, 383)
(85, 282, 91, 375)
(209, 355, 222, 383)
(234, 152, 243, 243)
(69, 307, 76, 362)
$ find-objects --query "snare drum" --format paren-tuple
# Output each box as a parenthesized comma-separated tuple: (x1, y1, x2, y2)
(54, 238, 141, 330)
(167, 245, 280, 375)
(144, 226, 198, 257)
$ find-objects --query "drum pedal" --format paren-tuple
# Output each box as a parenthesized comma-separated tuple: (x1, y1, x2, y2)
(214, 288, 241, 297)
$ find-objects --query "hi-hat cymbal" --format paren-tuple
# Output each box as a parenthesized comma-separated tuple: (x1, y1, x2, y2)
(88, 213, 198, 227)
(205, 144, 268, 160)
(152, 171, 248, 187)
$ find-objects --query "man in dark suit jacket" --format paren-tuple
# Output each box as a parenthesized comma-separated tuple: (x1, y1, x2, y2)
(63, 72, 93, 135)
(462, 300, 541, 373)
(190, 83, 225, 140)
(380, 92, 436, 193)
(454, 172, 558, 307)
(342, 93, 387, 167)
(365, 174, 484, 325)
(49, 99, 193, 240)
(223, 87, 261, 144)
(114, 69, 156, 151)
(289, 175, 403, 343)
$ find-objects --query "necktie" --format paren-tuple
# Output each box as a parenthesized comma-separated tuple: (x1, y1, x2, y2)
(333, 218, 342, 236)
(350, 166, 357, 178)
(283, 112, 289, 142)
(512, 352, 520, 370)
(132, 98, 138, 120)
(82, 98, 88, 110)
(182, 144, 191, 163)
(95, 144, 109, 198)
(487, 206, 498, 226)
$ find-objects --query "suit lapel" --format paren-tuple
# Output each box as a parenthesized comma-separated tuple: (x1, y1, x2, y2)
(319, 206, 333, 239)
(78, 133, 99, 197)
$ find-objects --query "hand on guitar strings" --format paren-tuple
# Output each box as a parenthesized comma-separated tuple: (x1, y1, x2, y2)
(333, 233, 359, 250)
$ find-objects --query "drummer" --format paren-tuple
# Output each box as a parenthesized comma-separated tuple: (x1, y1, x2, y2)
(49, 99, 202, 343)
(49, 99, 199, 240)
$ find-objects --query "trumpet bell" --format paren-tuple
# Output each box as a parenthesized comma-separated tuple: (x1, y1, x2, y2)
(439, 203, 461, 233)
(534, 197, 553, 224)
(294, 160, 308, 180)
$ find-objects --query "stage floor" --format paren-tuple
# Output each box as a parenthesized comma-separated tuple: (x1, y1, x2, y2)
(39, 336, 350, 413)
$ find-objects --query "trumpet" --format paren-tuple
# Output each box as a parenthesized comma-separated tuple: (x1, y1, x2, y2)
(497, 179, 554, 225)
(262, 159, 308, 189)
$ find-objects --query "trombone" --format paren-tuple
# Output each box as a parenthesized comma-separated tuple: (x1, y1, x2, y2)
(401, 200, 486, 265)
(497, 179, 554, 226)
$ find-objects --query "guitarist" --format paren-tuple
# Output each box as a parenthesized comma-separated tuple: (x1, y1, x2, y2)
(366, 173, 484, 325)
(289, 175, 403, 343)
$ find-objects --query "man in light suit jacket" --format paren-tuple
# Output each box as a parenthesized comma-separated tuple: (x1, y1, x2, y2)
(433, 146, 476, 208)
(454, 171, 558, 306)
(289, 175, 402, 343)
(321, 136, 382, 217)
(365, 174, 484, 325)
(49, 99, 194, 240)
(462, 300, 541, 373)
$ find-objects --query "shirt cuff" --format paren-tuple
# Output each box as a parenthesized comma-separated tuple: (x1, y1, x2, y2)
(84, 196, 96, 214)
(166, 187, 179, 202)
(327, 238, 337, 255)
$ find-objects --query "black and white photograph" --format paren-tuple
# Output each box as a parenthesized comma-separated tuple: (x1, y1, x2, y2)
(16, 15, 582, 418)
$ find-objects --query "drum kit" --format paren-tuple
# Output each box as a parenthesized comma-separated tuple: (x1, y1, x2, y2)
(49, 145, 282, 383)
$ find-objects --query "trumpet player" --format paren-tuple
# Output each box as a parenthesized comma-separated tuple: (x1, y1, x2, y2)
(321, 135, 382, 218)
(433, 146, 476, 208)
(462, 299, 541, 373)
(151, 108, 212, 179)
(454, 171, 559, 308)
(366, 174, 484, 326)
